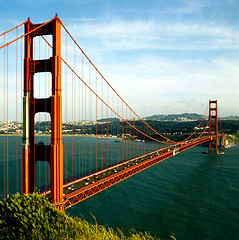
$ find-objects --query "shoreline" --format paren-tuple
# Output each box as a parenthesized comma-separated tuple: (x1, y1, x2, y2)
(0, 133, 128, 141)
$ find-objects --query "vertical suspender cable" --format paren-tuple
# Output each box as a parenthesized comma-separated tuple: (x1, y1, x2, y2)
(122, 101, 124, 162)
(125, 105, 127, 160)
(38, 36, 41, 187)
(71, 52, 74, 180)
(101, 76, 103, 170)
(134, 113, 136, 158)
(65, 31, 68, 183)
(74, 43, 76, 180)
(81, 52, 84, 177)
(16, 29, 18, 192)
(44, 38, 47, 191)
(117, 93, 119, 164)
(84, 60, 87, 175)
(3, 35, 6, 197)
(95, 71, 98, 172)
(106, 80, 109, 167)
(88, 61, 91, 174)
(144, 123, 146, 154)
(112, 91, 115, 165)
(33, 32, 35, 189)
(130, 110, 131, 160)
(7, 45, 9, 196)
(78, 49, 81, 178)
(21, 37, 23, 193)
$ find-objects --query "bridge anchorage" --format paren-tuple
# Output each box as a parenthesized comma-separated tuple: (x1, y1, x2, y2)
(0, 15, 224, 210)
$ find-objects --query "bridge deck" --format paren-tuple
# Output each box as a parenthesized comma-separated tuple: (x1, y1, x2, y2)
(40, 135, 222, 210)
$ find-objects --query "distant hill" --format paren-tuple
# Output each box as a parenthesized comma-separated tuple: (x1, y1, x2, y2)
(143, 113, 204, 122)
(96, 115, 239, 123)
(97, 117, 120, 123)
(221, 116, 239, 120)
(143, 113, 239, 122)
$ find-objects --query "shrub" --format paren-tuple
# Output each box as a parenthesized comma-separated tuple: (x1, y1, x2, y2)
(0, 193, 158, 240)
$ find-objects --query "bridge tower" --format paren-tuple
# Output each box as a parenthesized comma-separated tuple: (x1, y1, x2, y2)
(21, 15, 63, 203)
(208, 100, 219, 154)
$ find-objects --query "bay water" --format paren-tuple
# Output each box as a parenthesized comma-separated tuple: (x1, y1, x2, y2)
(67, 144, 239, 240)
(0, 136, 238, 239)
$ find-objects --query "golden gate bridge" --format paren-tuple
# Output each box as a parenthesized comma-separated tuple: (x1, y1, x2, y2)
(0, 15, 224, 211)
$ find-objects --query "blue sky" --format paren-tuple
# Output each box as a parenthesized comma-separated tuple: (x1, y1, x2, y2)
(1, 0, 239, 117)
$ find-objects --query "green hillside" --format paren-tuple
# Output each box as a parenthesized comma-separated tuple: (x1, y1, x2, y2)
(0, 193, 158, 240)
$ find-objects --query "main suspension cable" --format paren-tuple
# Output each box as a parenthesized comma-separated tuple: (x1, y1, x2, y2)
(0, 20, 28, 37)
(59, 21, 176, 143)
(42, 33, 212, 145)
(60, 21, 213, 145)
(41, 35, 172, 144)
(177, 105, 209, 143)
(0, 16, 57, 50)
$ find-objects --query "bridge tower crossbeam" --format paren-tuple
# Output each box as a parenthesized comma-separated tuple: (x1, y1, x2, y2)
(21, 15, 63, 203)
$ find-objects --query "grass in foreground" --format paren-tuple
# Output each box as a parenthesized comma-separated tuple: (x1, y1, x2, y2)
(0, 193, 158, 240)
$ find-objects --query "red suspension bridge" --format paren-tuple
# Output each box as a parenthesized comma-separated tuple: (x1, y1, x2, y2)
(0, 15, 224, 211)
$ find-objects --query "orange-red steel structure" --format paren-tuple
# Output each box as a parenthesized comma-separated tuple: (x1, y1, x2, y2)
(22, 15, 63, 203)
(209, 100, 219, 153)
(53, 134, 223, 210)
(0, 16, 225, 210)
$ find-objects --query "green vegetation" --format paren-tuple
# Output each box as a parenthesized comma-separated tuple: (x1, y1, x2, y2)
(68, 119, 239, 142)
(225, 131, 239, 145)
(0, 193, 158, 240)
(220, 121, 239, 146)
(2, 119, 239, 144)
(220, 120, 239, 135)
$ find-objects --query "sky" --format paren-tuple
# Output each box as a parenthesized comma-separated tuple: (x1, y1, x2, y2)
(0, 0, 239, 117)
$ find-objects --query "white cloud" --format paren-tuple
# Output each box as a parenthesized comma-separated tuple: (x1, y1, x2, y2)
(94, 55, 239, 117)
(59, 15, 238, 117)
(65, 18, 239, 51)
(1, 8, 238, 120)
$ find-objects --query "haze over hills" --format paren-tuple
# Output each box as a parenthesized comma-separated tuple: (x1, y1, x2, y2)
(97, 118, 120, 123)
(143, 113, 203, 121)
(143, 113, 239, 122)
(222, 116, 239, 120)
(97, 114, 239, 123)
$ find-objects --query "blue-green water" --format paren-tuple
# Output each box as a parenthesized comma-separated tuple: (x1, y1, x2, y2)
(0, 136, 161, 194)
(66, 145, 239, 240)
(0, 136, 238, 239)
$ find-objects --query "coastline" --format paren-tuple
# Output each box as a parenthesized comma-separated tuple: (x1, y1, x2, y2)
(224, 133, 239, 147)
(0, 133, 126, 141)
